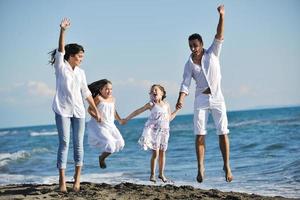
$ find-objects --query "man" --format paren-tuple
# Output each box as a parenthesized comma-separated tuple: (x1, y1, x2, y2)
(176, 5, 233, 183)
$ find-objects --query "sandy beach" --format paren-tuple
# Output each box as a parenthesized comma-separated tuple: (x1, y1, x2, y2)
(0, 182, 294, 200)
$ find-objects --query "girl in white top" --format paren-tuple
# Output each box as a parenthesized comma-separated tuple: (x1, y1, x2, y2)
(49, 18, 100, 193)
(87, 79, 125, 169)
(124, 84, 178, 183)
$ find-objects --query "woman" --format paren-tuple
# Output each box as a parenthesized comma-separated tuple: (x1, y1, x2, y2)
(49, 18, 100, 192)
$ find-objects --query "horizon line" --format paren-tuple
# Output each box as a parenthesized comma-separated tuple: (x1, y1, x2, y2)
(0, 104, 299, 130)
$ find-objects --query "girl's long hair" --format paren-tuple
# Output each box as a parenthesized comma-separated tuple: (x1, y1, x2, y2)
(48, 43, 84, 65)
(88, 79, 112, 98)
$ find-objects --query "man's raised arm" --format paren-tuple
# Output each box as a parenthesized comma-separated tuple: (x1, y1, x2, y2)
(215, 5, 225, 40)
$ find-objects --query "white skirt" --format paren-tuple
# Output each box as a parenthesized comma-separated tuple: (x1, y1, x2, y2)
(87, 120, 125, 153)
(138, 126, 169, 151)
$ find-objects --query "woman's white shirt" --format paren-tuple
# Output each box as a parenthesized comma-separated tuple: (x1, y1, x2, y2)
(52, 50, 91, 118)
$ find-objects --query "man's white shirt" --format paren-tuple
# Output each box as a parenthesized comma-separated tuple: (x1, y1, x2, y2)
(180, 38, 226, 109)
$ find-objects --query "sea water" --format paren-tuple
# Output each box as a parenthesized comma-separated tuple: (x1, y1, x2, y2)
(0, 106, 299, 198)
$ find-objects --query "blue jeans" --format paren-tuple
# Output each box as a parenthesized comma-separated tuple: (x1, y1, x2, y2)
(55, 113, 85, 169)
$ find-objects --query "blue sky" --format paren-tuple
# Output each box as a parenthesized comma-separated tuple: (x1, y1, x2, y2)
(0, 0, 299, 128)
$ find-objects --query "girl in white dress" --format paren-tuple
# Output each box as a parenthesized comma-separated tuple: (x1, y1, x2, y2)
(124, 84, 178, 183)
(87, 79, 125, 169)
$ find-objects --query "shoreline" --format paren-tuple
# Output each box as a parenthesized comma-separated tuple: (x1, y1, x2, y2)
(0, 182, 294, 200)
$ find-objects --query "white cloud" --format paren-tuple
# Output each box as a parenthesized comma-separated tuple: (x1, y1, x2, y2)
(27, 81, 55, 97)
(114, 78, 180, 95)
(0, 81, 55, 105)
(114, 78, 151, 88)
(160, 80, 180, 95)
(224, 84, 257, 98)
(238, 85, 255, 96)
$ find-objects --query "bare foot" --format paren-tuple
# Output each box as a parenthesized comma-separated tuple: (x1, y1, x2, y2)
(73, 183, 80, 192)
(59, 182, 67, 193)
(73, 176, 80, 192)
(158, 174, 168, 183)
(196, 167, 205, 183)
(223, 166, 233, 182)
(149, 174, 156, 183)
(59, 187, 67, 193)
(99, 155, 107, 169)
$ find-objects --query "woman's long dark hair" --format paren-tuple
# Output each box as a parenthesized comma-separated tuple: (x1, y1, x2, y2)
(48, 43, 84, 65)
(88, 79, 112, 98)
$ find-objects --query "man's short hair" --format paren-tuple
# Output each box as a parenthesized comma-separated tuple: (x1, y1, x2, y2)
(188, 33, 203, 44)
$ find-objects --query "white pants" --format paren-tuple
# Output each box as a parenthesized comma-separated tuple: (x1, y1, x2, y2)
(193, 102, 229, 135)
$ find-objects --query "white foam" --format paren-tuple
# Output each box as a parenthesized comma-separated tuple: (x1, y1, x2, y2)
(0, 172, 130, 185)
(0, 173, 298, 198)
(0, 174, 57, 185)
(0, 131, 9, 136)
(32, 148, 50, 153)
(0, 151, 31, 167)
(30, 131, 57, 137)
(229, 120, 261, 128)
(81, 172, 130, 184)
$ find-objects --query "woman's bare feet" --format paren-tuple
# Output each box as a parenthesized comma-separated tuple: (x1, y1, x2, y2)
(196, 167, 205, 183)
(59, 179, 67, 193)
(72, 176, 80, 192)
(223, 166, 233, 182)
(59, 186, 67, 193)
(73, 182, 80, 192)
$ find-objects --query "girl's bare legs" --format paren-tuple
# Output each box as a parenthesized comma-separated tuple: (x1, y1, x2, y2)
(158, 149, 167, 182)
(195, 135, 206, 183)
(150, 150, 158, 182)
(73, 166, 81, 192)
(59, 169, 67, 192)
(99, 152, 111, 169)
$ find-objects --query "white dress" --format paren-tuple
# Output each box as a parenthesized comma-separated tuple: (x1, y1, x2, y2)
(138, 102, 170, 151)
(87, 101, 124, 153)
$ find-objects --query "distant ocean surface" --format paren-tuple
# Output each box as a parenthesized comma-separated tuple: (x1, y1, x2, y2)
(0, 106, 299, 198)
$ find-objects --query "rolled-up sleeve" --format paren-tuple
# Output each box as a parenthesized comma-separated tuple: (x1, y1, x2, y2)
(208, 38, 223, 57)
(180, 62, 192, 95)
(80, 71, 92, 99)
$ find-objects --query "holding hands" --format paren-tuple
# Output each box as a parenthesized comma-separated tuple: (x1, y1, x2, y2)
(95, 111, 102, 123)
(119, 119, 127, 125)
(176, 101, 183, 110)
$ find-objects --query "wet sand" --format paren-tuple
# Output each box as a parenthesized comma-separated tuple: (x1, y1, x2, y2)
(0, 182, 293, 200)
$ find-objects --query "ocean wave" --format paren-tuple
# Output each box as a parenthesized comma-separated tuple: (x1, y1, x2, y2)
(229, 120, 263, 128)
(0, 130, 19, 136)
(240, 142, 259, 149)
(0, 151, 31, 167)
(264, 143, 286, 151)
(0, 174, 57, 185)
(0, 131, 9, 136)
(229, 117, 300, 128)
(30, 131, 57, 137)
(0, 172, 128, 185)
(283, 160, 300, 177)
(81, 172, 129, 183)
(274, 117, 300, 126)
(32, 148, 51, 153)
